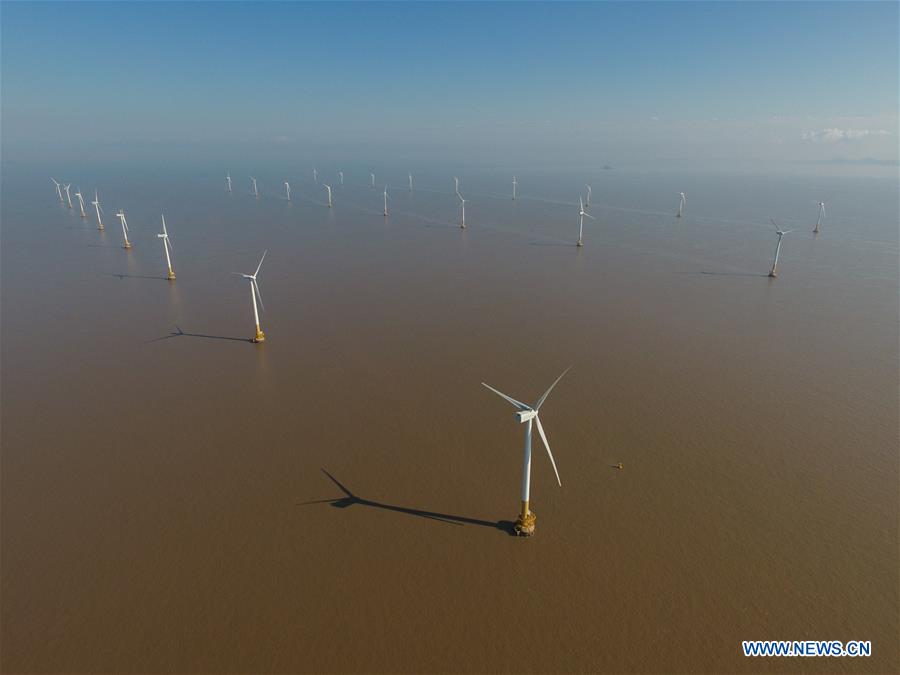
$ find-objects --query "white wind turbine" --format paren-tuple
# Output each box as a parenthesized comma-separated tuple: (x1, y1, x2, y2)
(313, 168, 318, 183)
(226, 171, 233, 192)
(408, 172, 413, 192)
(512, 176, 517, 201)
(339, 171, 344, 185)
(768, 219, 793, 278)
(157, 215, 175, 280)
(250, 176, 259, 197)
(814, 201, 825, 234)
(676, 192, 686, 218)
(234, 251, 268, 343)
(383, 185, 389, 217)
(74, 187, 87, 218)
(482, 367, 570, 537)
(63, 183, 73, 209)
(51, 178, 63, 202)
(91, 189, 105, 230)
(458, 193, 467, 229)
(577, 196, 594, 247)
(115, 209, 133, 249)
(585, 184, 592, 207)
(324, 183, 332, 207)
(454, 176, 460, 196)
(284, 181, 292, 201)
(371, 173, 376, 189)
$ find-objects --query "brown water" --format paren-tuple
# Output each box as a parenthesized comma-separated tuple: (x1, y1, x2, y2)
(2, 163, 898, 673)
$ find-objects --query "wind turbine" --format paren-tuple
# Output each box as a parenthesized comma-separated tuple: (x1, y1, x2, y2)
(226, 171, 233, 193)
(157, 215, 175, 280)
(454, 176, 460, 196)
(482, 367, 570, 537)
(512, 176, 517, 201)
(383, 186, 389, 217)
(51, 178, 63, 202)
(234, 251, 268, 343)
(577, 196, 594, 247)
(284, 181, 292, 202)
(250, 176, 259, 197)
(313, 168, 318, 183)
(408, 172, 413, 192)
(339, 171, 344, 185)
(371, 173, 375, 189)
(814, 201, 825, 234)
(324, 184, 333, 207)
(458, 193, 467, 229)
(676, 192, 686, 218)
(91, 189, 105, 230)
(74, 187, 87, 218)
(768, 219, 793, 278)
(63, 184, 73, 209)
(115, 209, 133, 249)
(585, 184, 592, 207)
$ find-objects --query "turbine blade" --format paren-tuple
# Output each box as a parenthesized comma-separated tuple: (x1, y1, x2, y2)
(534, 415, 561, 487)
(254, 250, 268, 277)
(481, 382, 529, 411)
(254, 279, 266, 313)
(534, 366, 572, 410)
(585, 213, 596, 220)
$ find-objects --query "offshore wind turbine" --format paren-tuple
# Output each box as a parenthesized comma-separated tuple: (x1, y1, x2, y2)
(323, 184, 332, 207)
(234, 251, 268, 342)
(814, 201, 825, 234)
(676, 192, 686, 218)
(371, 173, 376, 189)
(63, 184, 73, 209)
(577, 196, 594, 247)
(74, 187, 87, 218)
(482, 367, 570, 537)
(408, 172, 413, 192)
(454, 176, 460, 196)
(339, 171, 344, 185)
(284, 181, 292, 202)
(226, 171, 233, 192)
(157, 215, 175, 280)
(250, 176, 259, 197)
(383, 185, 389, 217)
(313, 167, 318, 183)
(585, 184, 592, 207)
(512, 176, 517, 200)
(51, 178, 63, 202)
(115, 209, 133, 249)
(768, 219, 793, 278)
(458, 193, 467, 229)
(91, 189, 105, 230)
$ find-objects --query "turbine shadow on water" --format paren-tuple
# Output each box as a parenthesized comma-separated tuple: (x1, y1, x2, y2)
(301, 469, 516, 535)
(147, 325, 251, 343)
(111, 272, 170, 281)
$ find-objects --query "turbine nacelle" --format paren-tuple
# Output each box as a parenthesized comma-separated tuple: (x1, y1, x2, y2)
(516, 409, 538, 423)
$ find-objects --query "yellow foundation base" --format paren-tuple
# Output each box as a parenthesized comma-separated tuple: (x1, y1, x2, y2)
(253, 328, 266, 343)
(167, 271, 176, 280)
(576, 240, 583, 247)
(123, 242, 132, 249)
(514, 509, 536, 537)
(98, 225, 104, 231)
(768, 271, 777, 278)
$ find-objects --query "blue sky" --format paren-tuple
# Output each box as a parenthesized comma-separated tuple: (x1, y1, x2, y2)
(2, 1, 897, 164)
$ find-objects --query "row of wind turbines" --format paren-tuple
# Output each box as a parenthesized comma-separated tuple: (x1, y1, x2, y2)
(49, 170, 830, 535)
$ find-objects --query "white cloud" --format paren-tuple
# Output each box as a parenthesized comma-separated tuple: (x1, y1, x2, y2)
(801, 128, 890, 143)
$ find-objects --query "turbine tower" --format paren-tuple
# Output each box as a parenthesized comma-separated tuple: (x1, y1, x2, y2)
(677, 192, 686, 218)
(482, 367, 570, 537)
(458, 193, 467, 229)
(814, 201, 825, 234)
(115, 210, 133, 249)
(577, 196, 594, 247)
(51, 178, 63, 202)
(454, 176, 460, 196)
(768, 219, 793, 278)
(371, 173, 376, 189)
(324, 184, 332, 207)
(313, 168, 318, 184)
(74, 188, 87, 218)
(234, 251, 268, 343)
(383, 186, 388, 217)
(63, 184, 73, 209)
(226, 172, 233, 193)
(250, 176, 259, 197)
(585, 184, 592, 207)
(284, 181, 292, 202)
(339, 171, 344, 185)
(512, 176, 517, 201)
(91, 189, 104, 230)
(409, 173, 413, 192)
(157, 215, 175, 280)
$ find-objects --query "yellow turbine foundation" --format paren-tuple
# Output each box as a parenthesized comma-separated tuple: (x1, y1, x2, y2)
(123, 242, 132, 249)
(514, 501, 536, 537)
(253, 326, 266, 343)
(167, 269, 176, 280)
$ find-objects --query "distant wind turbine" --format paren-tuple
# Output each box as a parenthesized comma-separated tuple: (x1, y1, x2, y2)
(339, 171, 344, 185)
(63, 184, 73, 209)
(74, 187, 87, 218)
(324, 183, 332, 207)
(768, 219, 793, 278)
(284, 181, 292, 202)
(371, 173, 376, 189)
(313, 168, 318, 184)
(51, 178, 63, 202)
(383, 186, 388, 217)
(409, 172, 413, 192)
(250, 176, 259, 197)
(91, 189, 104, 230)
(482, 367, 571, 537)
(458, 193, 467, 229)
(577, 196, 594, 247)
(814, 201, 825, 234)
(454, 176, 460, 196)
(676, 192, 686, 218)
(157, 215, 175, 280)
(585, 184, 592, 207)
(226, 171, 232, 193)
(234, 251, 268, 343)
(115, 209, 133, 249)
(512, 176, 517, 201)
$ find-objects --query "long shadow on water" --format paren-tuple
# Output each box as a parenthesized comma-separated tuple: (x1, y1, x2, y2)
(301, 469, 515, 535)
(147, 325, 251, 344)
